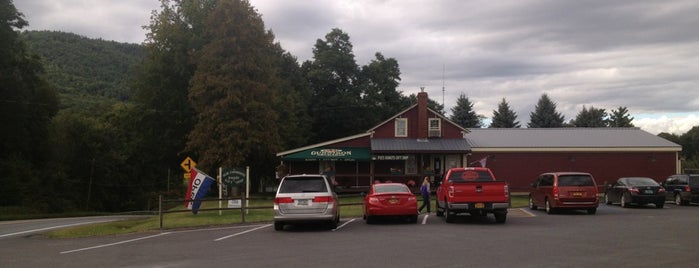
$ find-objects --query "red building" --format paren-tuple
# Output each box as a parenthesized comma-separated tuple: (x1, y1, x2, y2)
(276, 91, 681, 192)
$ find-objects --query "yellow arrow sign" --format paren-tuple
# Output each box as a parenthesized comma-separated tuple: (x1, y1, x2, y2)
(180, 157, 197, 172)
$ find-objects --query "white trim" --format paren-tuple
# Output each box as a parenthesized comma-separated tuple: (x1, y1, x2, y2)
(276, 132, 372, 156)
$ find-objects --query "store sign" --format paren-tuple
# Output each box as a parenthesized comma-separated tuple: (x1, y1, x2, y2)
(222, 168, 246, 187)
(282, 148, 371, 161)
(372, 155, 409, 160)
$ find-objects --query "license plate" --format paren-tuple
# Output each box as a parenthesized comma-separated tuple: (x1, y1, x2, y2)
(297, 199, 309, 206)
(388, 198, 398, 204)
(475, 203, 485, 209)
(572, 192, 583, 197)
(643, 190, 654, 194)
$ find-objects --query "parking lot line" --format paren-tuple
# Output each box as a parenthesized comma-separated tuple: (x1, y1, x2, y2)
(214, 224, 271, 241)
(517, 208, 537, 217)
(332, 218, 356, 231)
(60, 232, 171, 254)
(421, 215, 429, 224)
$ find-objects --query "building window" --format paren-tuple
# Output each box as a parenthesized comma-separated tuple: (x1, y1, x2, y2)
(395, 118, 407, 137)
(405, 155, 417, 174)
(428, 118, 441, 137)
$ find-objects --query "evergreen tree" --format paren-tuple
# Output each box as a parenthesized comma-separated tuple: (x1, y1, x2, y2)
(304, 28, 363, 143)
(570, 106, 607, 127)
(0, 0, 59, 206)
(489, 98, 520, 128)
(608, 106, 635, 127)
(527, 94, 564, 128)
(186, 0, 282, 169)
(450, 93, 483, 128)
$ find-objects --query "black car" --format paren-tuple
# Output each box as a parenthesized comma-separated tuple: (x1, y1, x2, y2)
(605, 177, 666, 208)
(661, 174, 699, 205)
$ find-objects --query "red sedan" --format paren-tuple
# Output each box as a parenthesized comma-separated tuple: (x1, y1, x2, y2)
(363, 183, 418, 224)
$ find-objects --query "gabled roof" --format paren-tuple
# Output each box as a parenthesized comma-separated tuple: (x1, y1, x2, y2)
(467, 128, 681, 152)
(366, 103, 469, 133)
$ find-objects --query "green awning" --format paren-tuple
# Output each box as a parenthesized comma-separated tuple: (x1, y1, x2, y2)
(281, 147, 371, 161)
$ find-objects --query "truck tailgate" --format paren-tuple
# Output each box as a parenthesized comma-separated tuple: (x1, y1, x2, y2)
(449, 182, 509, 203)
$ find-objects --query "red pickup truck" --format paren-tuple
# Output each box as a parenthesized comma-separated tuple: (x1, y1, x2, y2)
(435, 167, 510, 223)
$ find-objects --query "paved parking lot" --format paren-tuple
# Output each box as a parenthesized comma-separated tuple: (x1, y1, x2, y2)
(2, 204, 698, 267)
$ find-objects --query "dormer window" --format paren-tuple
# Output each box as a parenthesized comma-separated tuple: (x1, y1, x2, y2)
(395, 118, 407, 137)
(429, 118, 441, 137)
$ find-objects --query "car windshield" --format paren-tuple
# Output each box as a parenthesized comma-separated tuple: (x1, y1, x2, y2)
(374, 184, 409, 193)
(558, 175, 595, 186)
(627, 178, 659, 187)
(278, 177, 328, 193)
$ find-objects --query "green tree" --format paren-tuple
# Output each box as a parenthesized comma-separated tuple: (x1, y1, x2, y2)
(528, 94, 564, 128)
(608, 106, 635, 127)
(570, 106, 607, 127)
(359, 52, 407, 128)
(0, 0, 59, 206)
(450, 93, 483, 128)
(489, 98, 520, 128)
(304, 28, 363, 143)
(186, 0, 282, 170)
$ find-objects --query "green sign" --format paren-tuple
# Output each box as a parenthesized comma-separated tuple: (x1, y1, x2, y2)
(222, 168, 246, 187)
(282, 148, 371, 161)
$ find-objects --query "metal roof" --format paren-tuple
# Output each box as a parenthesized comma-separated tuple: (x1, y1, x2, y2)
(371, 138, 471, 153)
(466, 128, 681, 151)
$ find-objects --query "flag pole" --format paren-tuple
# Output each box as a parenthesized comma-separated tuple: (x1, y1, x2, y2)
(218, 167, 222, 216)
(246, 166, 250, 215)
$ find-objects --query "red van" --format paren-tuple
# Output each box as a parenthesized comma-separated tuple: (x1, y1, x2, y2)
(528, 172, 599, 214)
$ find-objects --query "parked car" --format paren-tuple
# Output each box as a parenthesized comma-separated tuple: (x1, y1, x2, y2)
(273, 174, 340, 231)
(364, 183, 418, 224)
(528, 172, 599, 214)
(604, 177, 666, 208)
(661, 174, 699, 205)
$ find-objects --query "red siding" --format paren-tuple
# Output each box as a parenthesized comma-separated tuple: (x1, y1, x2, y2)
(471, 152, 677, 191)
(372, 107, 464, 139)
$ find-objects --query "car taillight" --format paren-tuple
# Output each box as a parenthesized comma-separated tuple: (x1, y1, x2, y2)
(629, 187, 640, 194)
(658, 188, 666, 193)
(685, 185, 692, 192)
(448, 186, 455, 198)
(313, 196, 334, 203)
(504, 184, 509, 196)
(274, 197, 293, 204)
(408, 196, 417, 201)
(369, 197, 379, 204)
(553, 186, 559, 199)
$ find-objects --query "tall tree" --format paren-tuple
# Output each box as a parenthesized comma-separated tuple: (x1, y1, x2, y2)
(608, 106, 635, 127)
(304, 28, 363, 143)
(490, 98, 520, 128)
(570, 106, 607, 127)
(186, 0, 281, 170)
(528, 94, 564, 128)
(0, 0, 59, 206)
(450, 93, 483, 128)
(359, 52, 407, 128)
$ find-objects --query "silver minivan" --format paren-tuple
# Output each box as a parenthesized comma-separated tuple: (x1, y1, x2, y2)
(273, 174, 340, 231)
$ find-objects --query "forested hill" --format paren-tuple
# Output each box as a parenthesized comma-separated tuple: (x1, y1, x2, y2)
(21, 30, 143, 110)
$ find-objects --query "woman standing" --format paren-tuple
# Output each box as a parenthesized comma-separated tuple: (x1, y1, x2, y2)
(418, 177, 431, 214)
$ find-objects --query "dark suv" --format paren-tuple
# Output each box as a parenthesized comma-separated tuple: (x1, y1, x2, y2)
(661, 174, 699, 205)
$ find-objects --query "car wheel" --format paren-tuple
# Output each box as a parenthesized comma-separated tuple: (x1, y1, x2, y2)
(655, 202, 664, 209)
(327, 220, 338, 230)
(494, 211, 507, 223)
(621, 193, 629, 208)
(444, 203, 454, 223)
(675, 194, 684, 206)
(410, 215, 418, 223)
(545, 199, 554, 214)
(587, 208, 597, 214)
(435, 200, 444, 217)
(604, 193, 612, 205)
(274, 221, 284, 231)
(528, 195, 538, 210)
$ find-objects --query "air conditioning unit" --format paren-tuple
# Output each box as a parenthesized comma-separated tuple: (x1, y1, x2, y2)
(428, 129, 441, 137)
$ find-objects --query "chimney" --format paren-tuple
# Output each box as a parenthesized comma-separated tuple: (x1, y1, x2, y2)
(417, 88, 428, 140)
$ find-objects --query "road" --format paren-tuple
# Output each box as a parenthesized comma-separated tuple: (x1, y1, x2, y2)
(1, 204, 697, 267)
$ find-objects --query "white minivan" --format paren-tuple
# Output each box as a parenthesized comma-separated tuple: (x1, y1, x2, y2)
(273, 174, 340, 231)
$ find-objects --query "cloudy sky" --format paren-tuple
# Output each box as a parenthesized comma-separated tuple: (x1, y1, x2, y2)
(15, 0, 699, 135)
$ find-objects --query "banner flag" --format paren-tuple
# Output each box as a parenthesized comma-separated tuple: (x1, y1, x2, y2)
(468, 156, 490, 168)
(185, 167, 215, 214)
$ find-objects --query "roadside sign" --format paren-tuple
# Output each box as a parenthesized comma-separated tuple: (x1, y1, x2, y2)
(183, 172, 191, 180)
(180, 157, 197, 172)
(222, 167, 246, 187)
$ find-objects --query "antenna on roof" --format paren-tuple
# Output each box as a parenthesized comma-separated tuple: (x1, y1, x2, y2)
(442, 64, 445, 108)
